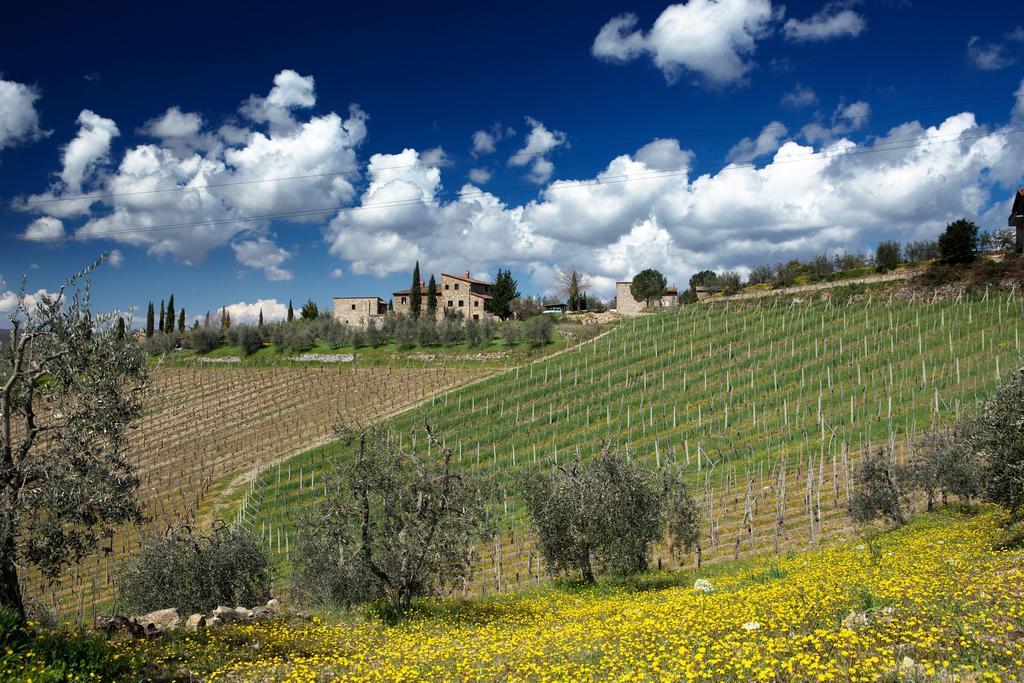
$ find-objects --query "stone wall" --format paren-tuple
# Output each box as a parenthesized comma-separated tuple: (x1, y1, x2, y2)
(333, 297, 385, 327)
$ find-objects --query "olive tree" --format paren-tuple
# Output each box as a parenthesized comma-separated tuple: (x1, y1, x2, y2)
(970, 367, 1024, 516)
(519, 447, 666, 583)
(850, 444, 912, 526)
(293, 421, 491, 614)
(0, 257, 147, 619)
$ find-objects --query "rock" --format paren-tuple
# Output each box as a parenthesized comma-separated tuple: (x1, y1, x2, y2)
(266, 598, 280, 610)
(693, 578, 714, 594)
(185, 613, 204, 632)
(250, 606, 270, 620)
(899, 656, 924, 677)
(95, 615, 146, 639)
(212, 606, 246, 622)
(234, 606, 253, 619)
(135, 608, 180, 635)
(204, 616, 223, 629)
(842, 611, 868, 628)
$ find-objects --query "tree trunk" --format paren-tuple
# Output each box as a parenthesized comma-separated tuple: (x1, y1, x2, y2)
(578, 549, 595, 584)
(0, 542, 23, 620)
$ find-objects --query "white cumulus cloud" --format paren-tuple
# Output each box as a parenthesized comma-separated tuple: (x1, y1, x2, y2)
(0, 77, 47, 152)
(727, 121, 788, 162)
(509, 117, 567, 183)
(222, 298, 288, 325)
(783, 2, 865, 42)
(22, 216, 65, 241)
(592, 0, 779, 86)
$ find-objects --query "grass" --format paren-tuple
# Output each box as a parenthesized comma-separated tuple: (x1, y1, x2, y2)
(111, 508, 1024, 681)
(236, 288, 1024, 595)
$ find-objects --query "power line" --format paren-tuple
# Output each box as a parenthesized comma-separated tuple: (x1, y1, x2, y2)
(13, 124, 1024, 245)
(19, 93, 1018, 206)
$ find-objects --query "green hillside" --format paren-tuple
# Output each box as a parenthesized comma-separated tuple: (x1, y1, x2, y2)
(234, 287, 1023, 588)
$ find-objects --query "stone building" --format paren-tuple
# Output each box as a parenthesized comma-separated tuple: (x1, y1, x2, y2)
(332, 296, 387, 327)
(1009, 187, 1024, 254)
(392, 271, 494, 321)
(615, 280, 679, 316)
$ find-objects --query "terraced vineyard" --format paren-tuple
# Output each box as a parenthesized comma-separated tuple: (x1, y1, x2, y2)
(236, 288, 1024, 594)
(22, 359, 494, 619)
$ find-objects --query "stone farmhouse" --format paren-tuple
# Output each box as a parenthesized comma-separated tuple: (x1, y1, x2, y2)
(615, 280, 680, 316)
(333, 271, 494, 327)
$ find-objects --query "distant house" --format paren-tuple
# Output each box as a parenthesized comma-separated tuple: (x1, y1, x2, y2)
(392, 271, 494, 321)
(543, 303, 567, 314)
(1009, 187, 1024, 254)
(333, 296, 388, 327)
(334, 269, 494, 327)
(614, 279, 680, 316)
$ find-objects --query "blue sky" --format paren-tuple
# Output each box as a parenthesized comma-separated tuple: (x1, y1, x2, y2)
(1, 0, 1023, 324)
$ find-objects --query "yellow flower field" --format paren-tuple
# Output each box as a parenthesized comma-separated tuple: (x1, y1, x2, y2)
(122, 509, 1023, 682)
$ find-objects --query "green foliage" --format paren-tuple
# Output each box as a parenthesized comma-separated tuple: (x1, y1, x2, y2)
(520, 448, 665, 582)
(688, 270, 717, 292)
(300, 299, 320, 321)
(0, 258, 148, 617)
(178, 308, 186, 334)
(143, 331, 177, 355)
(510, 296, 543, 319)
(488, 269, 520, 319)
(939, 218, 979, 264)
(521, 315, 553, 348)
(427, 274, 438, 316)
(227, 324, 264, 356)
(287, 300, 294, 322)
(293, 423, 491, 613)
(416, 314, 439, 346)
(631, 269, 668, 306)
(410, 262, 422, 318)
(146, 301, 155, 338)
(439, 315, 464, 346)
(906, 428, 982, 510)
(116, 524, 271, 615)
(747, 265, 774, 286)
(970, 368, 1024, 515)
(188, 326, 222, 353)
(904, 240, 940, 263)
(0, 606, 138, 681)
(662, 465, 702, 563)
(850, 446, 912, 526)
(166, 294, 175, 335)
(875, 241, 902, 272)
(394, 314, 418, 349)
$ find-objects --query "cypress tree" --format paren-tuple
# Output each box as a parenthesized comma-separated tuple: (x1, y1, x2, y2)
(158, 300, 165, 333)
(178, 308, 185, 333)
(203, 311, 210, 328)
(146, 302, 155, 338)
(487, 268, 520, 319)
(410, 262, 422, 318)
(426, 274, 438, 316)
(258, 309, 264, 329)
(287, 300, 294, 322)
(116, 317, 126, 340)
(165, 294, 175, 334)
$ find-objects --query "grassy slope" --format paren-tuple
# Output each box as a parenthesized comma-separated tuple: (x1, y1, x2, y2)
(117, 508, 1024, 681)
(238, 288, 1023, 590)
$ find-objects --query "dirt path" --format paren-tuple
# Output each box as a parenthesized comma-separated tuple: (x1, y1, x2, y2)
(704, 266, 926, 303)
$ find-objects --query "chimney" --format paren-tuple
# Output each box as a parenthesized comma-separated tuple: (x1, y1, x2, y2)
(464, 270, 471, 278)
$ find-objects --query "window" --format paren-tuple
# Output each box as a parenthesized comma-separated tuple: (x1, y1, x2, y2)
(454, 283, 459, 290)
(473, 300, 479, 307)
(401, 297, 407, 304)
(447, 300, 453, 307)
(444, 284, 449, 290)
(473, 314, 479, 320)
(351, 304, 356, 310)
(458, 300, 464, 307)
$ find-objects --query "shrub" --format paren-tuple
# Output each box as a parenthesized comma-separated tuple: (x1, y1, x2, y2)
(115, 524, 271, 615)
(188, 326, 222, 353)
(366, 318, 386, 347)
(938, 218, 979, 264)
(907, 428, 982, 510)
(833, 252, 869, 272)
(501, 320, 520, 346)
(416, 315, 438, 347)
(284, 323, 316, 352)
(807, 253, 835, 280)
(439, 316, 463, 346)
(394, 315, 417, 350)
(521, 315, 553, 348)
(874, 241, 902, 272)
(142, 332, 177, 356)
(850, 446, 912, 526)
(747, 265, 774, 286)
(718, 271, 743, 295)
(464, 317, 483, 344)
(520, 447, 665, 582)
(325, 321, 350, 348)
(227, 324, 264, 356)
(292, 423, 490, 614)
